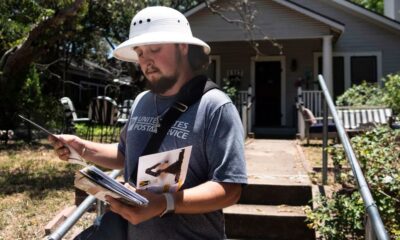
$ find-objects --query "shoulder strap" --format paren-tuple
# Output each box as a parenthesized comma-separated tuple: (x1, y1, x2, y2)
(141, 75, 218, 156)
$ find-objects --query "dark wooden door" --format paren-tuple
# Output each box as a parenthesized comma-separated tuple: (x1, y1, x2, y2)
(255, 61, 282, 127)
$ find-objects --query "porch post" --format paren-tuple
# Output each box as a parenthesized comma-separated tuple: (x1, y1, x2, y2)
(322, 35, 333, 97)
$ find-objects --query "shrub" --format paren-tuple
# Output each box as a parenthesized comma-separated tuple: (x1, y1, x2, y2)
(306, 127, 400, 239)
(336, 73, 400, 115)
(383, 74, 400, 114)
(336, 81, 386, 106)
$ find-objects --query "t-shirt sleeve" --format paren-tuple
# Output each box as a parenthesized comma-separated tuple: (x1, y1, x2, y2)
(205, 102, 248, 184)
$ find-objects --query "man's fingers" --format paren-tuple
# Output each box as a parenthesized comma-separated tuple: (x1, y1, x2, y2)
(48, 135, 57, 144)
(59, 153, 70, 161)
(106, 196, 124, 214)
(54, 141, 65, 150)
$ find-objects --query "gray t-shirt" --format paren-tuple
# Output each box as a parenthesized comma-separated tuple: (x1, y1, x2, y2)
(118, 88, 247, 240)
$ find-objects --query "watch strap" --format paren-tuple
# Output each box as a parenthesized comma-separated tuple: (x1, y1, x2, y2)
(160, 193, 175, 217)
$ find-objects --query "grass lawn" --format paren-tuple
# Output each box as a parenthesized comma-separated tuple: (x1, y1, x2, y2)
(0, 141, 95, 239)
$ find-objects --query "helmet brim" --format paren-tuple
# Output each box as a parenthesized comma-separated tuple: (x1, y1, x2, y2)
(113, 32, 210, 62)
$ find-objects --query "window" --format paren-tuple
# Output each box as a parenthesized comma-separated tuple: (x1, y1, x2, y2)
(351, 56, 377, 85)
(206, 59, 217, 81)
(318, 56, 345, 99)
(205, 56, 221, 85)
(314, 52, 381, 98)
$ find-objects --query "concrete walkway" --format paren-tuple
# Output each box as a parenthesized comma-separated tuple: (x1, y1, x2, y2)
(245, 139, 311, 186)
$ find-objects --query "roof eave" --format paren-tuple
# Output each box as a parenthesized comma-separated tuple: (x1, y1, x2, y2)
(273, 0, 345, 33)
(331, 0, 400, 32)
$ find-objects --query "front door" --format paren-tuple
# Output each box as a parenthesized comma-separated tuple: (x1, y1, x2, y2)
(255, 61, 282, 127)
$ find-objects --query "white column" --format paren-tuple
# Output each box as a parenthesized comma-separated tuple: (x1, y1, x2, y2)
(322, 35, 333, 97)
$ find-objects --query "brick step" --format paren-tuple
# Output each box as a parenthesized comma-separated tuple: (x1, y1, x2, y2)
(239, 183, 312, 206)
(224, 204, 315, 240)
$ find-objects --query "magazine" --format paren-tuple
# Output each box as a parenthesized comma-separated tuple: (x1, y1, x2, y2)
(75, 166, 149, 206)
(18, 115, 87, 166)
(137, 146, 192, 193)
(18, 115, 148, 206)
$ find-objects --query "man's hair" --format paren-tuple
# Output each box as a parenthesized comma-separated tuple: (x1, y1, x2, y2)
(187, 44, 210, 73)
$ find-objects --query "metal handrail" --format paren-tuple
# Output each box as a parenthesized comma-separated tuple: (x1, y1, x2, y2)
(317, 74, 389, 240)
(47, 169, 121, 240)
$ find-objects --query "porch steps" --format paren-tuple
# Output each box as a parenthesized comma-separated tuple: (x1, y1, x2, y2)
(224, 183, 315, 240)
(224, 139, 316, 239)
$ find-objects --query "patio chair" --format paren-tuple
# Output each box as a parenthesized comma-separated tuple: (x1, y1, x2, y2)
(60, 97, 90, 134)
(117, 99, 134, 125)
(110, 99, 135, 139)
(87, 96, 119, 143)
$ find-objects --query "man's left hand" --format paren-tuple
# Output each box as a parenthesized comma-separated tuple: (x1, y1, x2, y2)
(105, 189, 166, 225)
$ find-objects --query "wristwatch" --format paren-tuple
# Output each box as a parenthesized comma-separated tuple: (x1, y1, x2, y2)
(160, 193, 175, 217)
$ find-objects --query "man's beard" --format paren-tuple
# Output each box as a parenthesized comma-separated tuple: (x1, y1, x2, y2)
(145, 46, 182, 94)
(146, 75, 178, 94)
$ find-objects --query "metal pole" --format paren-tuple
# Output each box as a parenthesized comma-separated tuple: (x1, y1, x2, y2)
(242, 103, 247, 139)
(318, 75, 389, 240)
(48, 169, 121, 240)
(322, 96, 328, 185)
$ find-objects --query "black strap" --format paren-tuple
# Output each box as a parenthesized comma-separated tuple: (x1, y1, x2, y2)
(141, 75, 218, 156)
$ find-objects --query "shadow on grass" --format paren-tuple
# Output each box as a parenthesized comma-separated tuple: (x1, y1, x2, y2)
(0, 167, 75, 199)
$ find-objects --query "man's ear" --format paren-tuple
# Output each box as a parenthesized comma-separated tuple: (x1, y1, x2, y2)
(178, 44, 189, 56)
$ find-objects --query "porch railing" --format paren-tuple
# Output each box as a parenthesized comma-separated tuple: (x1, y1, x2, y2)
(234, 90, 252, 138)
(297, 88, 324, 119)
(47, 169, 121, 240)
(317, 74, 389, 240)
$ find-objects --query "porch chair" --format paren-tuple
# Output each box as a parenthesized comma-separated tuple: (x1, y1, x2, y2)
(87, 96, 119, 143)
(60, 97, 90, 134)
(298, 104, 337, 144)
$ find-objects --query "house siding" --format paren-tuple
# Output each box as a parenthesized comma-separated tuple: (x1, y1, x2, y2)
(290, 0, 400, 75)
(189, 0, 332, 41)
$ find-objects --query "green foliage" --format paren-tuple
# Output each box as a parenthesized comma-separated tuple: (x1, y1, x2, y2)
(383, 74, 400, 114)
(17, 65, 63, 129)
(306, 127, 400, 239)
(0, 0, 76, 53)
(222, 78, 239, 100)
(336, 81, 386, 106)
(336, 73, 400, 115)
(305, 193, 365, 239)
(0, 0, 200, 131)
(350, 0, 383, 14)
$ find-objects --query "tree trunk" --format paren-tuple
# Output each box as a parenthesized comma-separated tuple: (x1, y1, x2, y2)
(0, 0, 85, 130)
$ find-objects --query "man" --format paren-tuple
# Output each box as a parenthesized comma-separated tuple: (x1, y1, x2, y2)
(51, 6, 247, 239)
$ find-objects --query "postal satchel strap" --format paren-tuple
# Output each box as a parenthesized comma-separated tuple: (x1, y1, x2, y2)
(141, 75, 218, 156)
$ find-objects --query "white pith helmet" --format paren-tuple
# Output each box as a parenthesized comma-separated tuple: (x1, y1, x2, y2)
(113, 6, 210, 62)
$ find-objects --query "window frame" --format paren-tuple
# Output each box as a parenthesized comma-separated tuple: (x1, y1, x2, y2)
(313, 51, 382, 89)
(208, 55, 221, 86)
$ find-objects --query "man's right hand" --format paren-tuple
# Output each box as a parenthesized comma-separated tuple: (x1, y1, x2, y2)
(48, 135, 85, 161)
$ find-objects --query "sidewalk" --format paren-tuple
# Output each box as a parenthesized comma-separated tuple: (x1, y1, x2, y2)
(245, 139, 311, 186)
